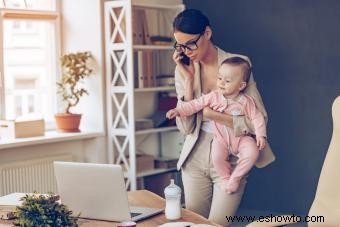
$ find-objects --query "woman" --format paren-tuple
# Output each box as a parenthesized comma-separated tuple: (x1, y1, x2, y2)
(172, 9, 275, 226)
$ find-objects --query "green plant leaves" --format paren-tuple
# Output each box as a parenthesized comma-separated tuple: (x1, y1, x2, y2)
(14, 193, 78, 227)
(57, 51, 94, 114)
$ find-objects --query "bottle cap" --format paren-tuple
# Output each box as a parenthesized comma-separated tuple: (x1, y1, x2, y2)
(164, 179, 181, 197)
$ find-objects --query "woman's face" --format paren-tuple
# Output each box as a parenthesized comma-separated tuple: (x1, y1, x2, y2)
(173, 30, 209, 62)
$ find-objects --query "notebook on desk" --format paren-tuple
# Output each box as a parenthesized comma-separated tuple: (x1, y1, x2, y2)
(53, 161, 163, 222)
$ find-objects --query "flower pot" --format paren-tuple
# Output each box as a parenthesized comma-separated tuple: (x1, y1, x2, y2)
(55, 113, 82, 132)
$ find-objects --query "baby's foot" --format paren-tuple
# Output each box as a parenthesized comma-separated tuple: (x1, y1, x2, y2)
(220, 178, 230, 192)
(225, 178, 241, 194)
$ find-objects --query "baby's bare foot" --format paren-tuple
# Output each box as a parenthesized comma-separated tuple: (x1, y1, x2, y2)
(220, 179, 230, 192)
(225, 178, 241, 194)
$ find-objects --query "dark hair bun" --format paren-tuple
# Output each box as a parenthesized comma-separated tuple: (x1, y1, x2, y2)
(173, 9, 210, 34)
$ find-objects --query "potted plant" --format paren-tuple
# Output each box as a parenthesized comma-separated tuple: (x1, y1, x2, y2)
(14, 193, 78, 226)
(55, 51, 93, 132)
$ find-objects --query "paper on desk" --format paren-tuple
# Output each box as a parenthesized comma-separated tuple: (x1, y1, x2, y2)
(0, 193, 59, 207)
(0, 193, 25, 220)
(0, 193, 59, 220)
(158, 222, 215, 227)
(0, 193, 25, 207)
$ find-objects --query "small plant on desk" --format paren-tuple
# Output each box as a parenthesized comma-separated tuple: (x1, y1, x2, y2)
(14, 193, 78, 227)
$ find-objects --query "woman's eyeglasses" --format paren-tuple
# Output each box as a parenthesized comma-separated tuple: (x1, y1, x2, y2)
(173, 33, 203, 52)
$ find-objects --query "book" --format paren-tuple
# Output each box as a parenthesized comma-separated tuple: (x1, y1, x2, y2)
(155, 74, 175, 87)
(150, 35, 173, 45)
(140, 9, 151, 45)
(135, 50, 155, 88)
(132, 8, 152, 45)
(140, 51, 153, 88)
(142, 51, 148, 87)
(132, 9, 144, 44)
(137, 51, 145, 88)
(152, 51, 160, 86)
(150, 36, 173, 43)
(145, 51, 153, 87)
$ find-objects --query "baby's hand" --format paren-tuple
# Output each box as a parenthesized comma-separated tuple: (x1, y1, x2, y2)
(256, 136, 266, 150)
(166, 109, 180, 119)
(209, 103, 227, 113)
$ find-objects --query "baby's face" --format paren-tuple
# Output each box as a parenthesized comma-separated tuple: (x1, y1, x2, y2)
(217, 64, 246, 97)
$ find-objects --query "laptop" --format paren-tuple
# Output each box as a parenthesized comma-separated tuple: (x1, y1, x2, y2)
(53, 161, 163, 222)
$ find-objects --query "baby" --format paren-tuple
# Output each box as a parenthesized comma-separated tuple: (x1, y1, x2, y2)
(166, 56, 266, 193)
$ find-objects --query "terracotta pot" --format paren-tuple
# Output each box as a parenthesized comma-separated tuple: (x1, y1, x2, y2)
(55, 113, 82, 132)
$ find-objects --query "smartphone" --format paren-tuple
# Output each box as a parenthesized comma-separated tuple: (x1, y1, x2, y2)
(180, 52, 190, 66)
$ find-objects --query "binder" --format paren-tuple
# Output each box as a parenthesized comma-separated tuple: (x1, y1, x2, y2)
(137, 51, 145, 88)
(132, 9, 144, 44)
(140, 9, 151, 45)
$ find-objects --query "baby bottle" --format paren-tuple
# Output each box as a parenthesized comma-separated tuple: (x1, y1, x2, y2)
(164, 179, 182, 220)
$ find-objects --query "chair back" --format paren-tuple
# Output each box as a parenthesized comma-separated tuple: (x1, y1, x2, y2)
(308, 96, 340, 226)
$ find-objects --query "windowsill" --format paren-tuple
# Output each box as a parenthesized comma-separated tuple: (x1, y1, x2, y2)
(0, 130, 105, 150)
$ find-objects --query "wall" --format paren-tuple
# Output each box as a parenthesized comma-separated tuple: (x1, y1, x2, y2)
(61, 0, 106, 133)
(184, 0, 340, 214)
(0, 138, 106, 165)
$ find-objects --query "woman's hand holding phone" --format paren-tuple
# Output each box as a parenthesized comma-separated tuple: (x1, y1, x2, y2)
(180, 52, 190, 65)
(173, 50, 195, 82)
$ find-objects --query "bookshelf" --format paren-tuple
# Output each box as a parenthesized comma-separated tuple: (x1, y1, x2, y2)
(104, 0, 185, 190)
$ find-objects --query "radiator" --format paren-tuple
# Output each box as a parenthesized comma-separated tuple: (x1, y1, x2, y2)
(0, 155, 73, 196)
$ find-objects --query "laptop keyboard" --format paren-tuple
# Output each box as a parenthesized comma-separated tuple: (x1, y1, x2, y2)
(130, 212, 142, 218)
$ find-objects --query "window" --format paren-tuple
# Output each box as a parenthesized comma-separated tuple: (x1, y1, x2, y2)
(0, 0, 60, 129)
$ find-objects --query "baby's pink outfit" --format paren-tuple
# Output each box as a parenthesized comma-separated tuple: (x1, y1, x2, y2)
(176, 90, 266, 193)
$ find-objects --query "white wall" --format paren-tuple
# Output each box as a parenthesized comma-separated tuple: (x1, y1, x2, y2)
(60, 0, 106, 133)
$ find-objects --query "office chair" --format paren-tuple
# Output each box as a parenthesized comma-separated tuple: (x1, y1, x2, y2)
(247, 96, 340, 227)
